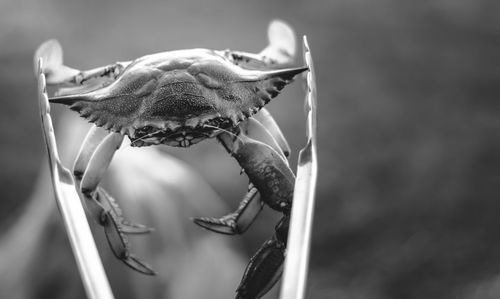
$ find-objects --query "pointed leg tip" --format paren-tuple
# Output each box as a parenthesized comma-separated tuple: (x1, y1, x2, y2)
(192, 217, 240, 235)
(124, 254, 157, 276)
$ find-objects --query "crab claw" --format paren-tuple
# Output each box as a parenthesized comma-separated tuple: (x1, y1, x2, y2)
(34, 39, 79, 84)
(236, 215, 289, 299)
(236, 238, 285, 299)
(219, 127, 295, 212)
(193, 185, 263, 234)
(195, 116, 291, 235)
(216, 117, 295, 298)
(205, 118, 294, 236)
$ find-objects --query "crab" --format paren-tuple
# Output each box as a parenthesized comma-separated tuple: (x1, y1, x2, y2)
(36, 20, 309, 299)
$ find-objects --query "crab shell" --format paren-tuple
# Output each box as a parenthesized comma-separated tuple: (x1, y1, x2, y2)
(50, 49, 306, 147)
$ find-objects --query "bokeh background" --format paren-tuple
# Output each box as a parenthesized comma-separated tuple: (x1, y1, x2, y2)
(1, 0, 500, 298)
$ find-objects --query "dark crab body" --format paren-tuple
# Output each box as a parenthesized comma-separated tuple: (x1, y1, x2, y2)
(38, 20, 307, 299)
(51, 49, 305, 148)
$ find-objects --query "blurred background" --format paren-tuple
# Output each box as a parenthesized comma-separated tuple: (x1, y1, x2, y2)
(1, 0, 500, 298)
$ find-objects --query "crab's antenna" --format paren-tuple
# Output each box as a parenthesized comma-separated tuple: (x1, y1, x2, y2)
(128, 129, 166, 147)
(202, 124, 245, 144)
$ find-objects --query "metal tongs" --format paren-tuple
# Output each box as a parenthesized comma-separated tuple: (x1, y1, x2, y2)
(36, 59, 115, 299)
(279, 36, 318, 299)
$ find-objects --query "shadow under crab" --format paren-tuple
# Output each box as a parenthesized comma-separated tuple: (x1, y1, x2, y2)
(36, 20, 310, 299)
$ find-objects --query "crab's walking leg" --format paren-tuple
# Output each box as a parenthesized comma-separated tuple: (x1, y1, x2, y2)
(216, 124, 295, 298)
(73, 126, 155, 275)
(193, 184, 263, 235)
(74, 126, 153, 234)
(254, 108, 291, 158)
(193, 118, 290, 234)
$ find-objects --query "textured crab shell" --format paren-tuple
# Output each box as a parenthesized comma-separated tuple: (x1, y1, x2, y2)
(50, 49, 307, 143)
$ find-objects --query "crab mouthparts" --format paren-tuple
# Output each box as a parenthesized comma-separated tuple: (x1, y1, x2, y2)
(128, 124, 227, 148)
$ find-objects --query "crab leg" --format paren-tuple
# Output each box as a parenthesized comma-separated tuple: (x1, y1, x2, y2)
(254, 108, 291, 158)
(193, 184, 263, 234)
(217, 123, 294, 219)
(241, 118, 288, 160)
(216, 124, 294, 298)
(73, 126, 155, 275)
(194, 118, 290, 234)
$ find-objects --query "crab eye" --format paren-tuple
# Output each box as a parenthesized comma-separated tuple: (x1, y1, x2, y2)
(137, 125, 153, 134)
